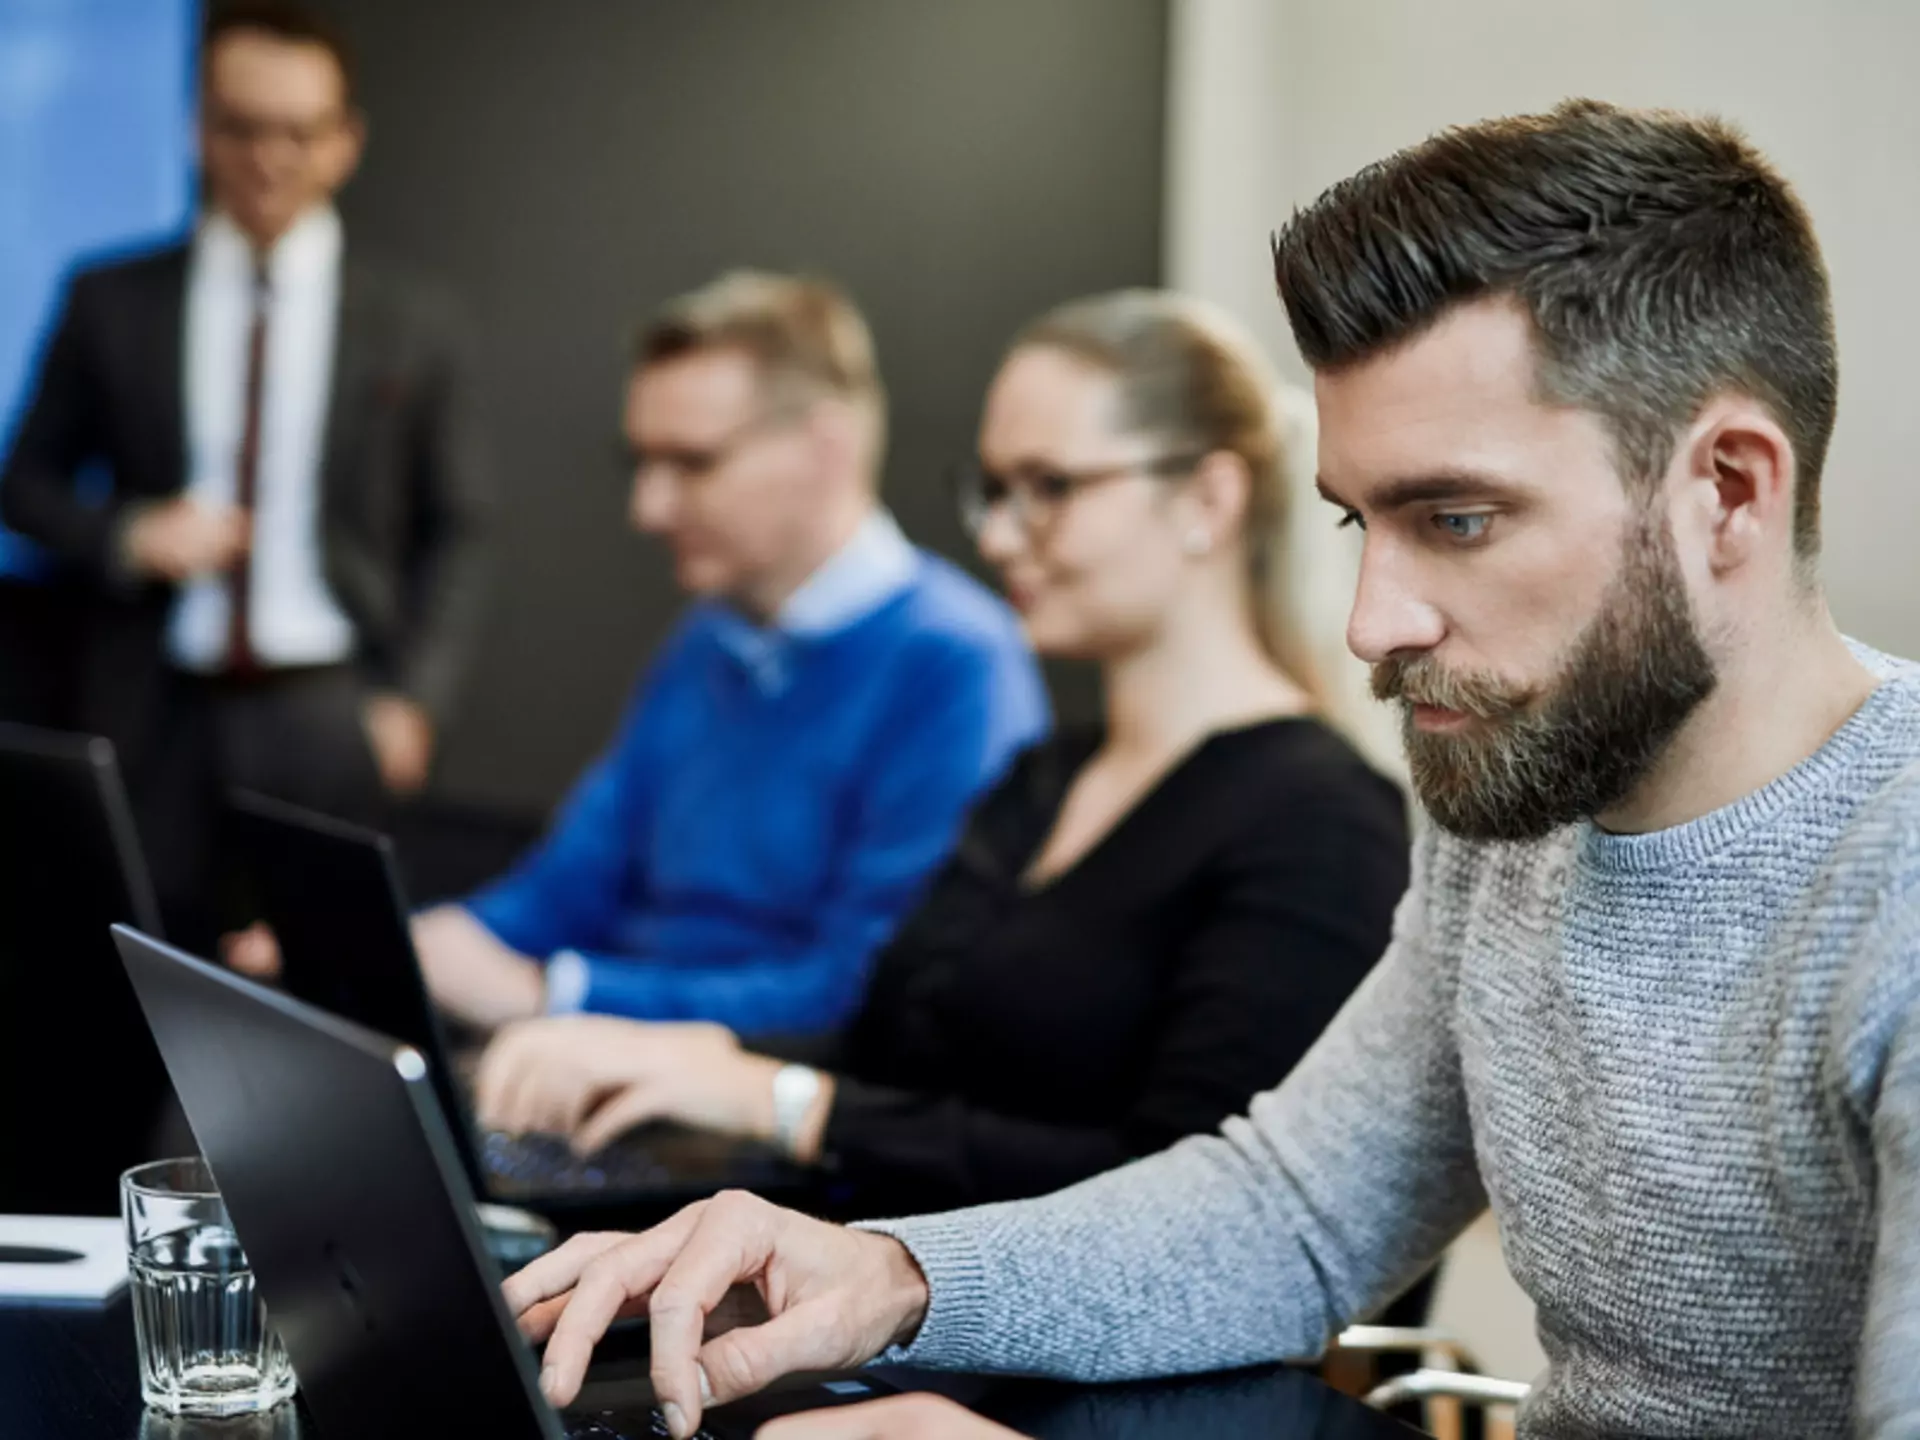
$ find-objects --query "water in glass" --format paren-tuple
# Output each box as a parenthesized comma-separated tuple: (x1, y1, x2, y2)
(122, 1159, 295, 1416)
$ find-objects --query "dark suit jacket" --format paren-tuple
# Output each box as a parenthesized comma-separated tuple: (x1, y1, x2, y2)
(0, 239, 490, 770)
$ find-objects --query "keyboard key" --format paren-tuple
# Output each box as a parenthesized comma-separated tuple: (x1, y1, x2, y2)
(481, 1130, 672, 1192)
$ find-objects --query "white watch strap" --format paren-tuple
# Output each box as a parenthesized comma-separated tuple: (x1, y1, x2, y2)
(771, 1064, 822, 1156)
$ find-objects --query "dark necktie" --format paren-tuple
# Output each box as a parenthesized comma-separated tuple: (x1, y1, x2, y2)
(225, 257, 271, 674)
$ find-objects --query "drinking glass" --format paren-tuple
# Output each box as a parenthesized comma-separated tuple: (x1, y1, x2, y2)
(121, 1158, 295, 1416)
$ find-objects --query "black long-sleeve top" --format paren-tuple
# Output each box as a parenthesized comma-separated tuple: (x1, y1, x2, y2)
(787, 716, 1410, 1216)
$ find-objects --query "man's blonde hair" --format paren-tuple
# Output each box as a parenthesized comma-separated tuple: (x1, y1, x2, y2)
(634, 270, 887, 462)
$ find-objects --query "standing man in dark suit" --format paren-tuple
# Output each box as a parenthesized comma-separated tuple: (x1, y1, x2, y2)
(1, 1, 490, 947)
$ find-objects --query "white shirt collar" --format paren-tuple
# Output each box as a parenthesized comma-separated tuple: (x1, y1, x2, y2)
(776, 508, 919, 637)
(709, 510, 920, 697)
(196, 205, 343, 288)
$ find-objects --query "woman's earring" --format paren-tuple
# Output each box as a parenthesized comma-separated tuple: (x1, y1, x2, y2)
(1183, 527, 1213, 556)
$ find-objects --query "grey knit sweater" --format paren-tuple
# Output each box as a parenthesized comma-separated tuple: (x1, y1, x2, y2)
(862, 651, 1920, 1438)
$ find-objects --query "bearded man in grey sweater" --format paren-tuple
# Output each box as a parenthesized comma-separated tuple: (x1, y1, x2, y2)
(502, 101, 1920, 1440)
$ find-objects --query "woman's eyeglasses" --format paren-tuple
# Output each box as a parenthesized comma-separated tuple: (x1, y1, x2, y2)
(950, 452, 1205, 538)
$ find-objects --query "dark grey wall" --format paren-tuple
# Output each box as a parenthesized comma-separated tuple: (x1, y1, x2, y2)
(325, 0, 1168, 813)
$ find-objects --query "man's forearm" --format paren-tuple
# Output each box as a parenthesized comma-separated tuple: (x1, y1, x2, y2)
(853, 903, 1490, 1381)
(855, 1125, 1351, 1381)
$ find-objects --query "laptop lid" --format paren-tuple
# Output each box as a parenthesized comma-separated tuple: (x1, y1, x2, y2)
(0, 724, 168, 1213)
(227, 791, 812, 1215)
(114, 925, 562, 1440)
(225, 790, 485, 1192)
(0, 723, 161, 936)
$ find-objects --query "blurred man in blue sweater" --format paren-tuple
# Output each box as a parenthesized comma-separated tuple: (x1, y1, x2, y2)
(414, 272, 1046, 1034)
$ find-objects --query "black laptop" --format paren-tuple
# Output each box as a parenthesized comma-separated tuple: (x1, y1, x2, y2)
(0, 724, 169, 1213)
(113, 926, 900, 1439)
(226, 790, 809, 1212)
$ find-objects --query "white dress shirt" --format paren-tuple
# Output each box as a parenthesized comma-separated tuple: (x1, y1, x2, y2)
(169, 206, 357, 670)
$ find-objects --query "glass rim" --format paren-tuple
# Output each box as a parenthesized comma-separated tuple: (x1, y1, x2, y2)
(121, 1156, 220, 1200)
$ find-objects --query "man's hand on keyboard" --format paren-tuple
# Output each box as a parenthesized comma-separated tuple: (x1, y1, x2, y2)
(757, 1395, 1027, 1439)
(501, 1192, 930, 1440)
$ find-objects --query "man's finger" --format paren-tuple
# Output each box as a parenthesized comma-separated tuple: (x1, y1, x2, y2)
(515, 1293, 572, 1344)
(539, 1245, 662, 1407)
(553, 1069, 607, 1139)
(697, 1297, 854, 1407)
(489, 1043, 562, 1136)
(498, 1062, 548, 1135)
(650, 1194, 780, 1434)
(479, 1042, 538, 1133)
(500, 1217, 686, 1319)
(471, 1037, 515, 1127)
(573, 1083, 663, 1156)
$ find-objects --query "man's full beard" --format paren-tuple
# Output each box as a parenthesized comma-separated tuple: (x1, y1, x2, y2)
(1372, 516, 1718, 842)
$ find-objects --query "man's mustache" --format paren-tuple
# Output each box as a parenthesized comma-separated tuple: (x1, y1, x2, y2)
(1370, 655, 1533, 721)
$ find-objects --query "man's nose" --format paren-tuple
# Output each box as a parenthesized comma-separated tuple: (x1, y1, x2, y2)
(630, 470, 676, 534)
(1345, 538, 1445, 665)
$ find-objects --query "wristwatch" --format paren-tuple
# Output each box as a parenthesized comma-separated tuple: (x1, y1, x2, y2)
(770, 1064, 822, 1157)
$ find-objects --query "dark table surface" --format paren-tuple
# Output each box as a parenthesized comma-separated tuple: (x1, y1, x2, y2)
(1, 1296, 1419, 1440)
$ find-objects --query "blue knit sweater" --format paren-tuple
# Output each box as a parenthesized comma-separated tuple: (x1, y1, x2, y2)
(464, 553, 1046, 1034)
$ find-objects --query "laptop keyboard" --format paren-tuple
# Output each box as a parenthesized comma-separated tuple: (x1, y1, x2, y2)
(481, 1130, 673, 1193)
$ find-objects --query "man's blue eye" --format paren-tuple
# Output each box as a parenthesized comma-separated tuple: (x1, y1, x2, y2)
(1436, 513, 1490, 540)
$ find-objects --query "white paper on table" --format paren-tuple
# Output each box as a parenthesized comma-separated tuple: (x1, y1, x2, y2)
(0, 1215, 129, 1303)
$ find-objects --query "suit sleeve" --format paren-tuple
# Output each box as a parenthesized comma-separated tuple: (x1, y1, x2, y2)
(393, 288, 492, 724)
(0, 272, 120, 573)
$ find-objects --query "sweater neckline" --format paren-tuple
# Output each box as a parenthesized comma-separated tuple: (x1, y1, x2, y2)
(1576, 673, 1909, 876)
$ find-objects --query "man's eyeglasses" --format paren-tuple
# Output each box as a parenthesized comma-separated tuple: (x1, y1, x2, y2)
(206, 107, 347, 152)
(624, 409, 799, 489)
(950, 452, 1206, 538)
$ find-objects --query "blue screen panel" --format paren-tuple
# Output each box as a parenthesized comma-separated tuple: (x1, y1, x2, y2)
(0, 0, 197, 577)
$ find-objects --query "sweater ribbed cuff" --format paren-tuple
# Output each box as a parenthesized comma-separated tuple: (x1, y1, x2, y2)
(851, 1212, 997, 1371)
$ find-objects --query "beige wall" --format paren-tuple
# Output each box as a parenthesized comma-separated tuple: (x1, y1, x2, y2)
(1168, 0, 1920, 687)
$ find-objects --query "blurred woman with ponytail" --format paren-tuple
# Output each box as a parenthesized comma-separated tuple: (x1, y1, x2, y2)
(469, 291, 1410, 1216)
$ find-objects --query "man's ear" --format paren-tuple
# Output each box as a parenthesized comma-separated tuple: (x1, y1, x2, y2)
(806, 398, 866, 477)
(1674, 395, 1796, 579)
(327, 108, 368, 191)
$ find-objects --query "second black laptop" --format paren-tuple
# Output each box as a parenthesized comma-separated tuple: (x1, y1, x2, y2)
(227, 790, 809, 1213)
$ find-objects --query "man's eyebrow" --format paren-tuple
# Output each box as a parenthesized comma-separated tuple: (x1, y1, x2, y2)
(1316, 471, 1524, 512)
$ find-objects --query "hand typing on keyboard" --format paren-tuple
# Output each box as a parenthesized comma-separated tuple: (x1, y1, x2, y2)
(472, 1017, 808, 1157)
(502, 1192, 928, 1439)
